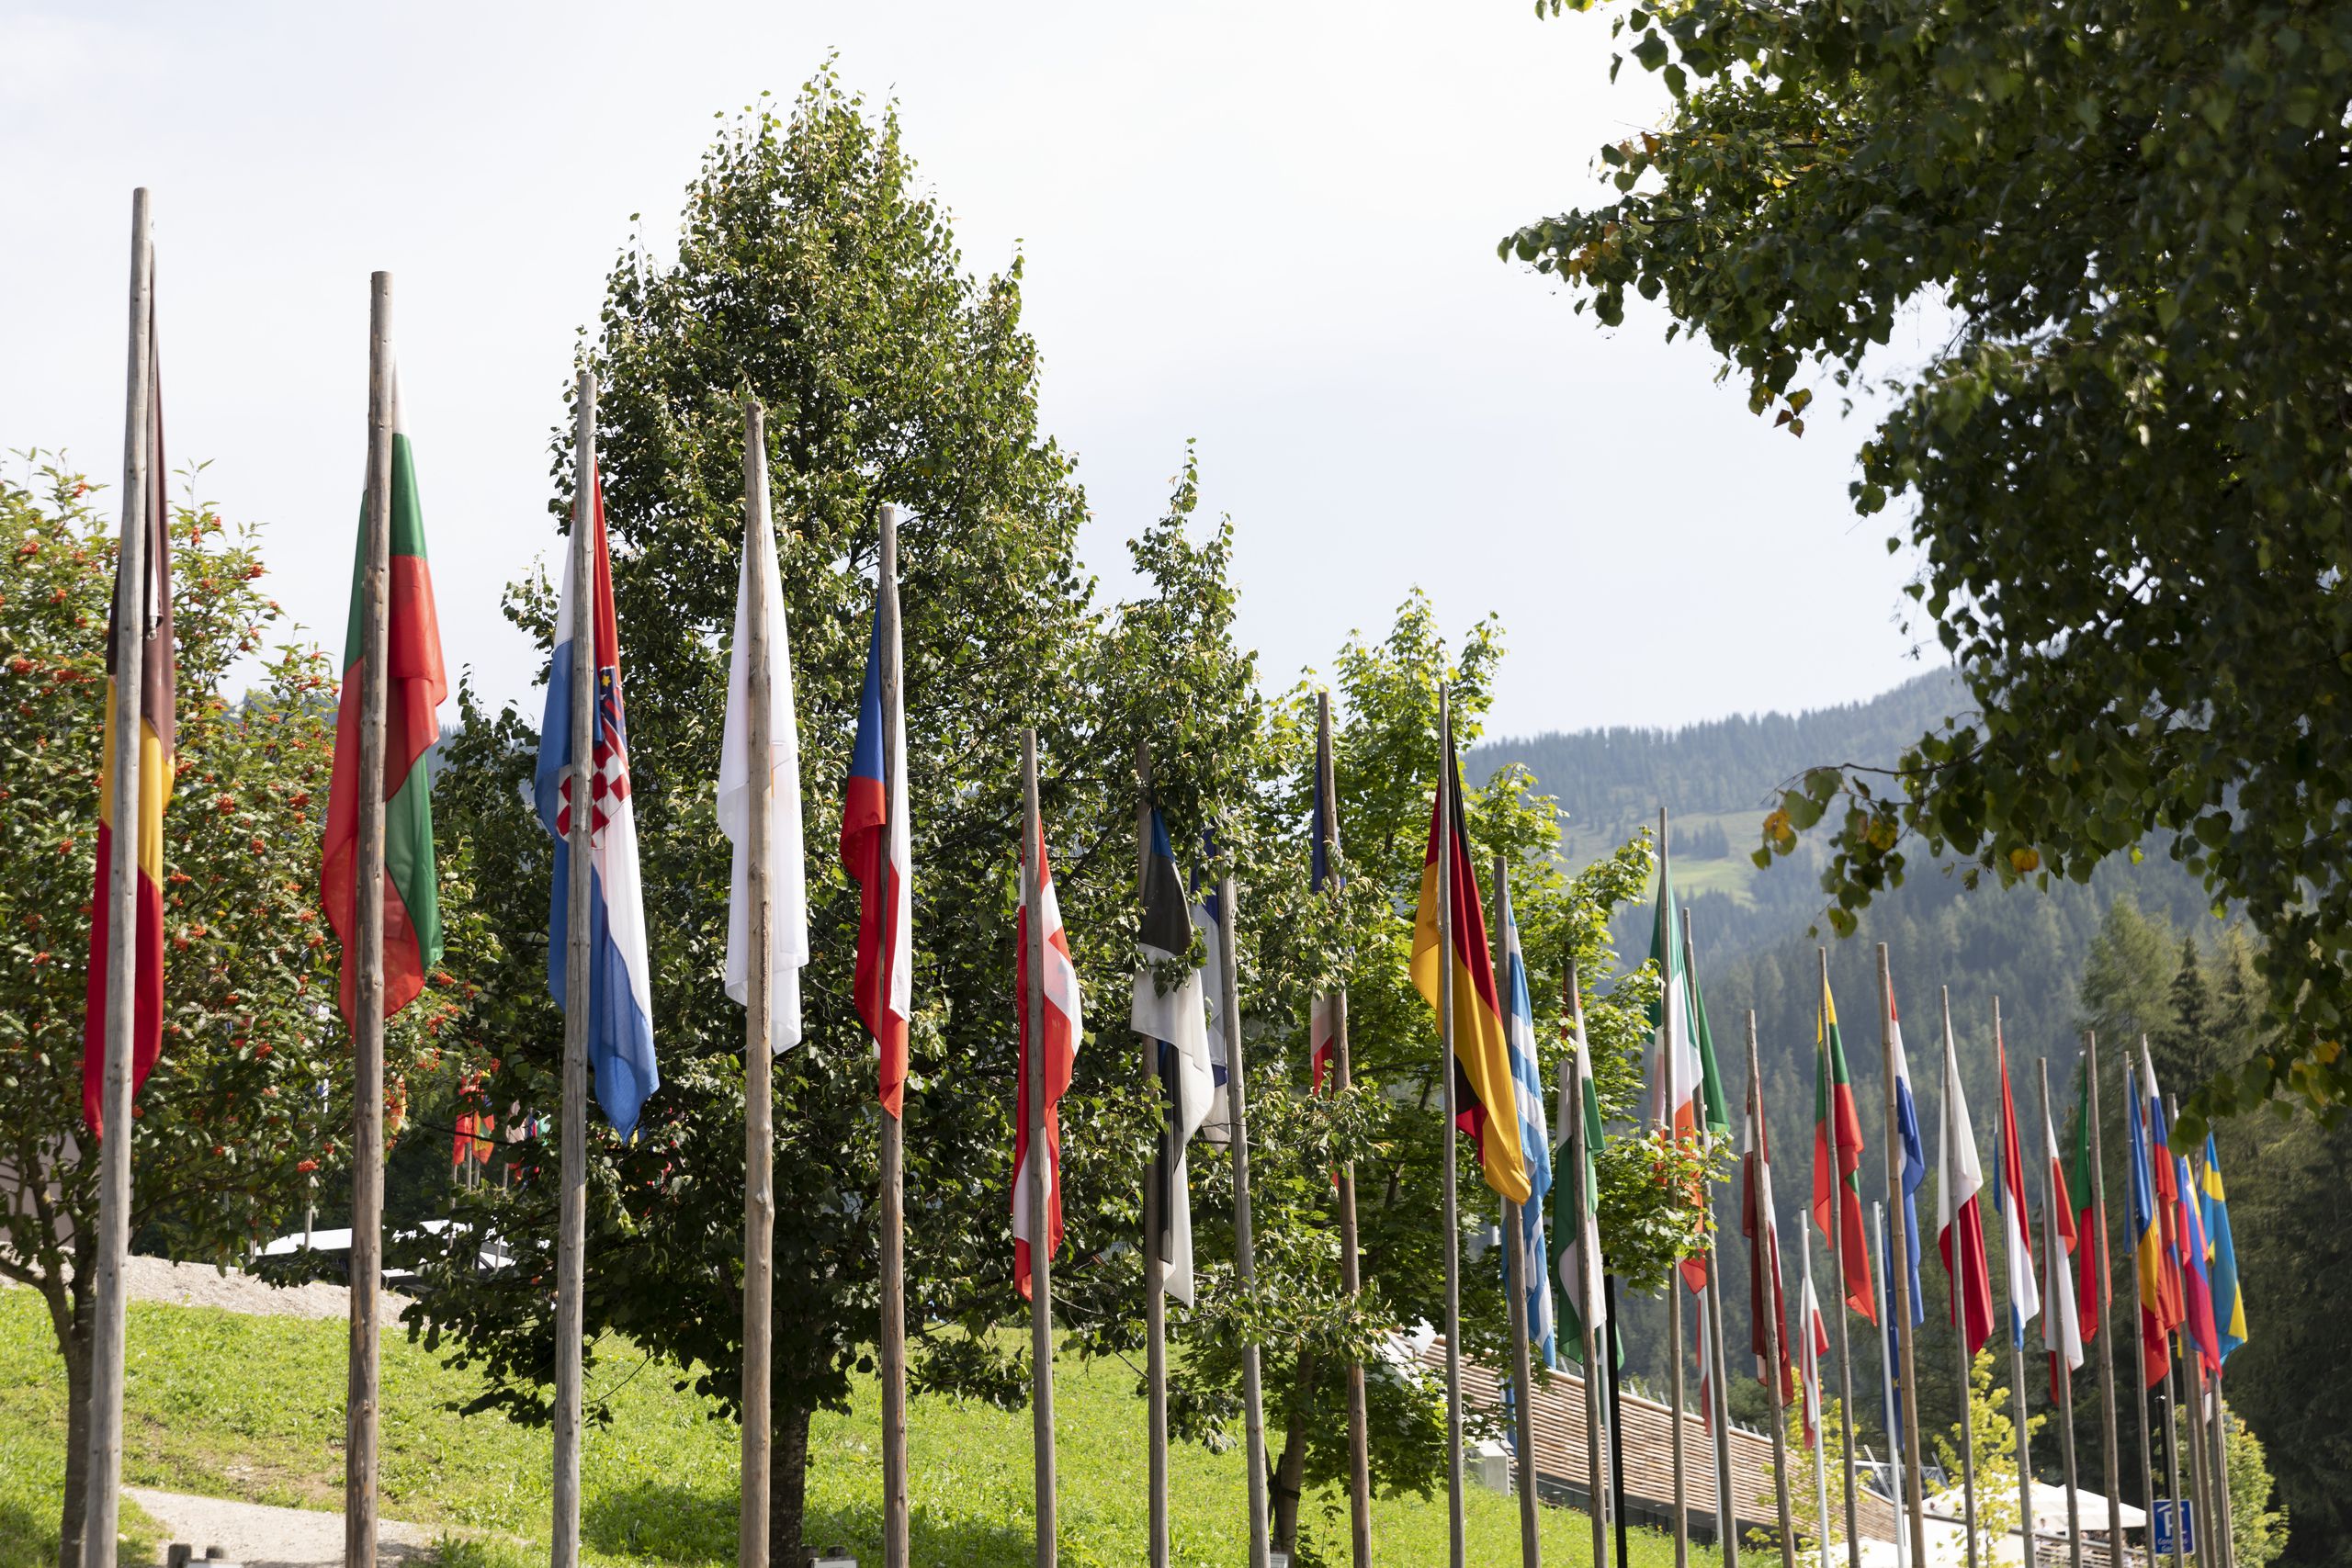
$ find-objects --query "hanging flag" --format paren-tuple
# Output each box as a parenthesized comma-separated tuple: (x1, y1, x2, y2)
(2039, 1082, 2085, 1397)
(80, 277, 174, 1135)
(322, 374, 447, 1031)
(1797, 1235, 1831, 1450)
(718, 484, 808, 1051)
(1647, 856, 1709, 1291)
(2065, 1055, 2111, 1348)
(1813, 976, 1875, 1318)
(1309, 721, 1340, 1092)
(1133, 809, 1214, 1305)
(842, 581, 912, 1115)
(2174, 1149, 2221, 1374)
(1886, 993, 1928, 1325)
(1694, 1285, 1715, 1428)
(1743, 1074, 1796, 1402)
(1939, 1025, 1996, 1355)
(534, 473, 656, 1136)
(1193, 857, 1235, 1146)
(1993, 1028, 2041, 1347)
(1555, 989, 1613, 1366)
(2129, 1044, 2187, 1384)
(1408, 749, 1530, 1202)
(1498, 881, 1556, 1368)
(1013, 819, 1082, 1300)
(2199, 1135, 2246, 1362)
(1687, 925, 1732, 1140)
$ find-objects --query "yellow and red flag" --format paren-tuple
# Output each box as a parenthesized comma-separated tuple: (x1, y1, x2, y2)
(1409, 748, 1529, 1203)
(80, 289, 174, 1136)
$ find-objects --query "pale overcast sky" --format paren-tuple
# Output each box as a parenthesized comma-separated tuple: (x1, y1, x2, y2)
(0, 1, 1938, 741)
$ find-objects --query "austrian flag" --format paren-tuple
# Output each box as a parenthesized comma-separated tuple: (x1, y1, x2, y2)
(1014, 822, 1082, 1299)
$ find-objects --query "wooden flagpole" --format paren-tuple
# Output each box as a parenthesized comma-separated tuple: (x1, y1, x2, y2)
(877, 502, 910, 1568)
(738, 398, 775, 1568)
(1995, 999, 2037, 1568)
(1569, 960, 1611, 1568)
(1686, 907, 1737, 1568)
(1663, 810, 1689, 1568)
(1747, 1013, 1798, 1568)
(1022, 728, 1057, 1568)
(1942, 990, 1980, 1568)
(1435, 685, 1465, 1568)
(81, 186, 153, 1568)
(2080, 1032, 2125, 1558)
(1816, 949, 1863, 1568)
(1319, 693, 1374, 1568)
(2038, 1059, 2085, 1568)
(1136, 742, 1170, 1568)
(1218, 854, 1271, 1568)
(550, 367, 597, 1568)
(344, 271, 398, 1568)
(1878, 945, 1928, 1568)
(2132, 1038, 2160, 1568)
(1494, 854, 1541, 1568)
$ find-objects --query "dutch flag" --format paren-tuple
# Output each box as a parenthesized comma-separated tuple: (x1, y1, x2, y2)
(535, 473, 657, 1136)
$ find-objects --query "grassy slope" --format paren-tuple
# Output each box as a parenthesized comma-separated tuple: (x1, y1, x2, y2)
(1, 1289, 1699, 1568)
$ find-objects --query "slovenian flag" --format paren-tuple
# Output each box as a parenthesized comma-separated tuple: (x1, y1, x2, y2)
(1133, 809, 1214, 1304)
(1013, 819, 1082, 1299)
(1994, 1025, 2041, 1348)
(536, 472, 656, 1137)
(842, 579, 912, 1116)
(1939, 1020, 1995, 1355)
(1498, 877, 1555, 1367)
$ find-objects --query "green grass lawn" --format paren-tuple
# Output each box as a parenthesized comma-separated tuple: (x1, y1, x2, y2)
(1, 1286, 1701, 1567)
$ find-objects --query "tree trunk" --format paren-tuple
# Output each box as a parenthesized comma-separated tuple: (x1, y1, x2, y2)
(52, 1273, 93, 1568)
(1270, 1353, 1319, 1556)
(767, 1399, 811, 1567)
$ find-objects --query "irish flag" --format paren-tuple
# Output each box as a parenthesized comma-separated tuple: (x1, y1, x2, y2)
(322, 377, 447, 1023)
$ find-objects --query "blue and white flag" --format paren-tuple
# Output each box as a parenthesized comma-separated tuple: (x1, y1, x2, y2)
(535, 474, 657, 1136)
(1886, 991, 1928, 1325)
(1498, 876, 1556, 1368)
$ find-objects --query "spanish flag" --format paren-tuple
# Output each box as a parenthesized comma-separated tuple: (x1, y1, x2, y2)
(1409, 746, 1528, 1203)
(80, 284, 174, 1137)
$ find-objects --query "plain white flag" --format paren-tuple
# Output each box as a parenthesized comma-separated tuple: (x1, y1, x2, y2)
(718, 490, 808, 1050)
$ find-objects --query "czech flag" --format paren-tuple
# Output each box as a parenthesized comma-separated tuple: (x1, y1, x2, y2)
(534, 472, 656, 1136)
(842, 581, 912, 1116)
(1013, 819, 1081, 1298)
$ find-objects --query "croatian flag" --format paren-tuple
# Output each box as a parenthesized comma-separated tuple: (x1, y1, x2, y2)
(842, 584, 912, 1116)
(535, 474, 657, 1136)
(1887, 995, 1927, 1325)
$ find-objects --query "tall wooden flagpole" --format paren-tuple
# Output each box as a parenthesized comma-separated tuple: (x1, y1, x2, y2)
(2038, 1059, 2085, 1568)
(1816, 949, 1862, 1568)
(1747, 1014, 1798, 1568)
(1436, 685, 1466, 1568)
(1686, 907, 1737, 1568)
(1319, 693, 1374, 1568)
(1995, 999, 2036, 1568)
(1023, 728, 1057, 1568)
(876, 502, 911, 1568)
(1663, 811, 1690, 1568)
(345, 272, 398, 1568)
(1942, 990, 1980, 1568)
(82, 186, 153, 1568)
(1878, 945, 1928, 1568)
(1569, 961, 1612, 1568)
(738, 399, 775, 1568)
(1136, 742, 1170, 1568)
(1495, 855, 1542, 1568)
(2080, 1032, 2124, 1554)
(550, 367, 597, 1568)
(1218, 855, 1271, 1568)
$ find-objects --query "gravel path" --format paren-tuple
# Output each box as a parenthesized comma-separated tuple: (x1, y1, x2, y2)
(117, 1255, 413, 1321)
(125, 1488, 435, 1568)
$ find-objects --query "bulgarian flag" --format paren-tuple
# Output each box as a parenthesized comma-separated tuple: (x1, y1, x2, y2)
(80, 279, 174, 1136)
(1812, 975, 1875, 1318)
(322, 378, 448, 1023)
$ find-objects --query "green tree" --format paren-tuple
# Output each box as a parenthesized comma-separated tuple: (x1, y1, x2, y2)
(0, 459, 427, 1568)
(1504, 0, 2352, 1135)
(1930, 1350, 2040, 1561)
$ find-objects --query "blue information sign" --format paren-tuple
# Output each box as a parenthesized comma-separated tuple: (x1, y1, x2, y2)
(2153, 1500, 2196, 1556)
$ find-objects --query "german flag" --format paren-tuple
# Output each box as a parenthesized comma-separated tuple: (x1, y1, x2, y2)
(1409, 746, 1528, 1203)
(80, 286, 174, 1137)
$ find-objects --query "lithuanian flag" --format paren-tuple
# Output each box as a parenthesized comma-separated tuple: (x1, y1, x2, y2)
(1409, 747, 1529, 1203)
(80, 288, 174, 1136)
(322, 378, 447, 1022)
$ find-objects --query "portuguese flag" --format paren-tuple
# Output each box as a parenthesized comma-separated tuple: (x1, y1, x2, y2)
(80, 286, 174, 1136)
(322, 381, 447, 1022)
(1812, 975, 1876, 1318)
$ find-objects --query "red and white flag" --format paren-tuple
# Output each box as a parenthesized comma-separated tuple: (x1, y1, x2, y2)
(1013, 821, 1082, 1299)
(1798, 1232, 1830, 1450)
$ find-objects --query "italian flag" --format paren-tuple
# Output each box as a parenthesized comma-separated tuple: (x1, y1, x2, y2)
(322, 380, 447, 1022)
